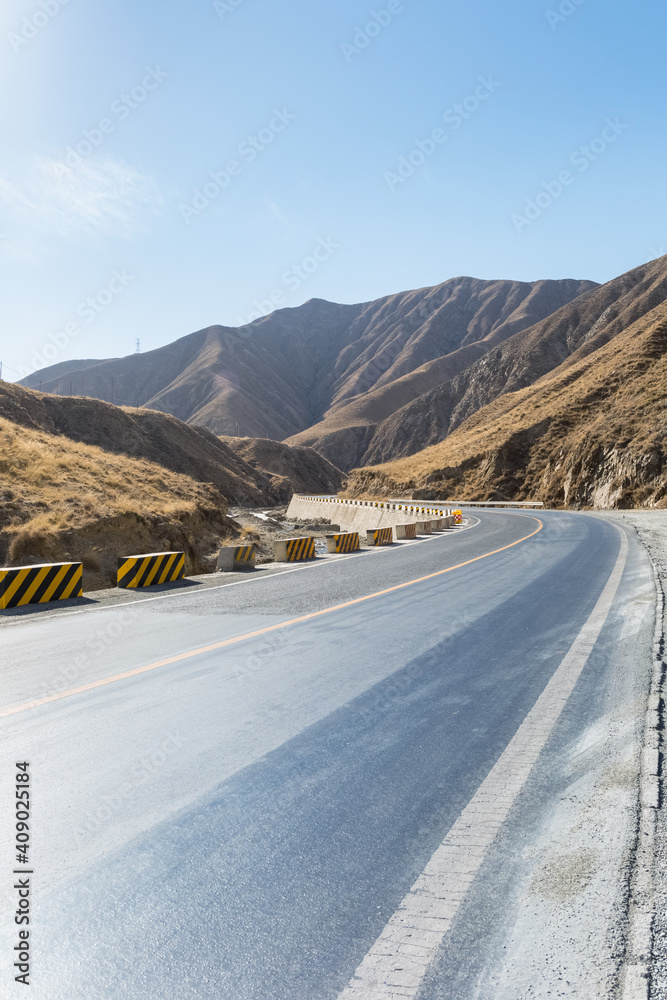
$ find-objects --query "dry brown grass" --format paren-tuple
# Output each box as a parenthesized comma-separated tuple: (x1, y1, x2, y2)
(0, 417, 233, 588)
(346, 303, 667, 509)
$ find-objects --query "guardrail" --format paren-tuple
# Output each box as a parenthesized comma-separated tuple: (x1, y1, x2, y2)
(295, 494, 543, 509)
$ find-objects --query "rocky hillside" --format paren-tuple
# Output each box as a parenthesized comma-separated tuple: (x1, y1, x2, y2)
(346, 300, 667, 509)
(21, 277, 594, 456)
(354, 256, 667, 469)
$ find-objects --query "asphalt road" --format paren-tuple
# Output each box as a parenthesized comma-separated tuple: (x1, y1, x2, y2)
(0, 509, 656, 999)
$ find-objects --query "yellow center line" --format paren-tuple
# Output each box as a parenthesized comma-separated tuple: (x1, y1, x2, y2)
(2, 516, 543, 719)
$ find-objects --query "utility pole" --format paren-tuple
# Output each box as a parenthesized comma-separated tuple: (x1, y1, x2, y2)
(135, 338, 141, 354)
(111, 377, 114, 405)
(0, 362, 3, 380)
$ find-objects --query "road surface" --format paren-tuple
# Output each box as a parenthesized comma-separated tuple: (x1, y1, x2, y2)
(0, 509, 656, 998)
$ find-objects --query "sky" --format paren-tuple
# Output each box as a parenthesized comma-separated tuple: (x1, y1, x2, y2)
(0, 0, 665, 380)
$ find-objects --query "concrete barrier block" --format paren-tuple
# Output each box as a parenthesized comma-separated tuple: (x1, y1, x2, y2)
(0, 562, 83, 609)
(326, 532, 360, 554)
(415, 521, 431, 534)
(274, 537, 317, 562)
(217, 544, 257, 572)
(117, 552, 185, 589)
(395, 523, 417, 540)
(366, 527, 393, 546)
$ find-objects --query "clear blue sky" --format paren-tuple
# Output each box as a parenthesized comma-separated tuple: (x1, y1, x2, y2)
(1, 0, 664, 379)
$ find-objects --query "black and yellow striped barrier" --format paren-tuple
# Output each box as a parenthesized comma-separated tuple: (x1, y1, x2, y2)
(395, 523, 417, 540)
(326, 532, 360, 554)
(0, 562, 83, 610)
(274, 537, 317, 562)
(117, 551, 185, 589)
(366, 527, 393, 546)
(217, 544, 257, 572)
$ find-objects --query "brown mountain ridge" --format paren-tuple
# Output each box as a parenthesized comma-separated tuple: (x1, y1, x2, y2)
(21, 276, 595, 467)
(346, 291, 667, 509)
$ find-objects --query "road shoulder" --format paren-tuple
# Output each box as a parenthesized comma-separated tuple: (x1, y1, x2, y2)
(596, 512, 667, 999)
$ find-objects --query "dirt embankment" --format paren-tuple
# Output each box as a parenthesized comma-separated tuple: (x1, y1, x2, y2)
(0, 415, 238, 590)
(0, 382, 352, 590)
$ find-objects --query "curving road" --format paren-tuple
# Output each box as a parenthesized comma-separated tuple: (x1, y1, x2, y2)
(0, 509, 656, 999)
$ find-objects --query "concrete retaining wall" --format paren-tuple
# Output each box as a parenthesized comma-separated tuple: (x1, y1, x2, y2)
(286, 495, 450, 533)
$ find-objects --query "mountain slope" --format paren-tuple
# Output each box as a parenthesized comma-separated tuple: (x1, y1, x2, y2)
(0, 382, 342, 504)
(0, 414, 234, 589)
(355, 255, 667, 469)
(345, 298, 667, 509)
(21, 277, 595, 450)
(220, 436, 344, 498)
(284, 277, 595, 467)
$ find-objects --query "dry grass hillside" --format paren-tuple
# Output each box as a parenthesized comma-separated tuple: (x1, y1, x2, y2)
(0, 417, 234, 590)
(0, 381, 340, 505)
(345, 302, 667, 509)
(0, 383, 351, 591)
(353, 256, 667, 469)
(0, 382, 282, 505)
(21, 277, 593, 457)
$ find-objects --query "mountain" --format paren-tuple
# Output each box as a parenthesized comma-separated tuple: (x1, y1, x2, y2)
(345, 296, 667, 509)
(20, 277, 595, 464)
(220, 436, 344, 499)
(352, 256, 667, 469)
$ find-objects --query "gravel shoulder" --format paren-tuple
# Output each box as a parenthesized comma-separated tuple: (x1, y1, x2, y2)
(592, 511, 667, 998)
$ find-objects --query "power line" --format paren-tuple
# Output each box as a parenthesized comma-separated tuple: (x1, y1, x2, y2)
(0, 362, 29, 379)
